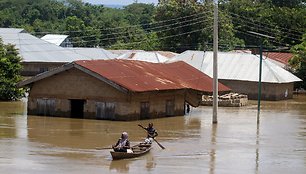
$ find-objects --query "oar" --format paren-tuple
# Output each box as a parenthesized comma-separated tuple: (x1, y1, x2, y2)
(137, 124, 165, 149)
(153, 138, 165, 149)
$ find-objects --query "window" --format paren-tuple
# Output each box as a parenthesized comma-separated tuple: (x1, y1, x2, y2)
(96, 102, 115, 120)
(166, 100, 175, 116)
(140, 102, 150, 119)
(37, 98, 55, 116)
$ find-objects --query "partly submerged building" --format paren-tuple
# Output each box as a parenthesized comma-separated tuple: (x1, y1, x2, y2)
(168, 50, 301, 100)
(18, 59, 230, 120)
(0, 28, 116, 76)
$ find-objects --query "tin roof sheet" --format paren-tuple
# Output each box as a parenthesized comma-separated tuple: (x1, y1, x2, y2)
(0, 28, 114, 62)
(167, 50, 301, 83)
(41, 34, 69, 46)
(66, 47, 118, 59)
(263, 52, 293, 65)
(117, 52, 169, 63)
(75, 59, 230, 92)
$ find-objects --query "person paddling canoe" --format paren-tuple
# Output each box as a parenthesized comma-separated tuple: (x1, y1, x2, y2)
(138, 123, 158, 144)
(112, 132, 130, 152)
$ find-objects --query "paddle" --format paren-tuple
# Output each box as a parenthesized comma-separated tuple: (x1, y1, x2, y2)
(138, 124, 165, 149)
(153, 138, 165, 149)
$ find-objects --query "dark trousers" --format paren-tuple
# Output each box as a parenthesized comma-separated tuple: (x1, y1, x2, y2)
(114, 148, 127, 152)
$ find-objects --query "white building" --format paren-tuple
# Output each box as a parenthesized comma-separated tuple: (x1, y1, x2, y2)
(167, 50, 301, 100)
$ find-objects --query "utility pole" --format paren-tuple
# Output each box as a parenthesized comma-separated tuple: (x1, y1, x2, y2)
(213, 0, 218, 124)
(247, 31, 274, 124)
(257, 44, 263, 124)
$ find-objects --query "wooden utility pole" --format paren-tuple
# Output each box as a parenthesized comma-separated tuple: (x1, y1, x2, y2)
(213, 0, 218, 124)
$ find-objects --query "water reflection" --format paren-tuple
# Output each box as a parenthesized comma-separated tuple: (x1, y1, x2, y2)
(145, 152, 156, 171)
(26, 114, 202, 150)
(255, 123, 259, 174)
(209, 124, 217, 174)
(0, 101, 25, 139)
(109, 159, 131, 173)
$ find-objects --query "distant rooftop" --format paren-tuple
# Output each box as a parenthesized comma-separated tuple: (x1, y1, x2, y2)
(0, 28, 111, 62)
(167, 50, 301, 83)
(41, 34, 70, 46)
(263, 52, 293, 66)
(118, 51, 169, 63)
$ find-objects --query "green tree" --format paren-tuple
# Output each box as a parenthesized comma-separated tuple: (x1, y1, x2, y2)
(155, 0, 243, 52)
(0, 39, 25, 101)
(220, 0, 306, 47)
(270, 0, 305, 8)
(124, 3, 156, 28)
(289, 33, 306, 89)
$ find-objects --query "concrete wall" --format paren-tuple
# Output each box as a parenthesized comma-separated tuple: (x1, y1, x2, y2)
(220, 79, 294, 101)
(27, 68, 188, 120)
(21, 62, 65, 76)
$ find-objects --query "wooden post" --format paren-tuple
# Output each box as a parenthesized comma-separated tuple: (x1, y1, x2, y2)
(213, 0, 218, 124)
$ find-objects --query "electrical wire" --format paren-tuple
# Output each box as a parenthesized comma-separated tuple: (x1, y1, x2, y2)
(2, 16, 213, 46)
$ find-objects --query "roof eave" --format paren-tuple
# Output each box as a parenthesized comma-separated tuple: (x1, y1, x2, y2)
(17, 63, 73, 87)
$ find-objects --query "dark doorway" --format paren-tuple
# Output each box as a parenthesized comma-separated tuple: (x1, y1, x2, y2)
(70, 99, 85, 118)
(165, 99, 175, 116)
(140, 101, 150, 119)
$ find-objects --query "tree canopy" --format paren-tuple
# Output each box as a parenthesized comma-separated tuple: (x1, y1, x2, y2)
(289, 34, 306, 89)
(0, 39, 24, 101)
(0, 0, 304, 52)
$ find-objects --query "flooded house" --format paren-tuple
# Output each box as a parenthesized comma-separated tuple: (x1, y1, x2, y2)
(18, 59, 230, 120)
(168, 50, 302, 100)
(0, 28, 117, 76)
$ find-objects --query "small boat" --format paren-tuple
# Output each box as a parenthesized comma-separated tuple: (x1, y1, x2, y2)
(110, 143, 152, 160)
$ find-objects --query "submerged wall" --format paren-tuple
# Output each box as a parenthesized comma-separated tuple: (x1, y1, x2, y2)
(220, 79, 294, 101)
(27, 68, 188, 120)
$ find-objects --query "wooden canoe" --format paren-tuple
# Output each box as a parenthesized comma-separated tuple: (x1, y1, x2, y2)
(110, 144, 152, 160)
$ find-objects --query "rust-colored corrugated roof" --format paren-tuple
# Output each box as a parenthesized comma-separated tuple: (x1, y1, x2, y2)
(75, 59, 230, 93)
(263, 52, 293, 65)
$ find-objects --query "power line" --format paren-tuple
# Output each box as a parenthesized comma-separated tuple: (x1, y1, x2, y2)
(3, 16, 214, 46)
(234, 29, 291, 47)
(227, 11, 305, 36)
(230, 14, 302, 42)
(28, 10, 214, 35)
(0, 25, 214, 54)
(110, 26, 214, 49)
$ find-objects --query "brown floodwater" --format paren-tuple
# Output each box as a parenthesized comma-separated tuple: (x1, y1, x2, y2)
(0, 95, 305, 174)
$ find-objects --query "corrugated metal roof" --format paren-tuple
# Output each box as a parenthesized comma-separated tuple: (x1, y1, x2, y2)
(75, 59, 230, 92)
(117, 52, 169, 63)
(0, 28, 25, 33)
(0, 28, 113, 62)
(108, 49, 145, 55)
(41, 34, 69, 46)
(167, 50, 301, 83)
(66, 47, 118, 59)
(154, 51, 178, 58)
(263, 52, 293, 65)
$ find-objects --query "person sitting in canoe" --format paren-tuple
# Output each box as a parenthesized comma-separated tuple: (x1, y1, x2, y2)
(112, 132, 130, 152)
(138, 123, 158, 144)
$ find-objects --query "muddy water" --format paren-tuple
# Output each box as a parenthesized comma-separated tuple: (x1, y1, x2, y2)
(0, 96, 305, 174)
